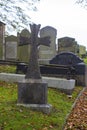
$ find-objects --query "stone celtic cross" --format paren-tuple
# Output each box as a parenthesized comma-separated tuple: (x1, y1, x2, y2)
(19, 24, 50, 79)
(18, 24, 52, 111)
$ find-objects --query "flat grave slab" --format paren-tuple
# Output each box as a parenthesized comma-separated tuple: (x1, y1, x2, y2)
(0, 73, 75, 95)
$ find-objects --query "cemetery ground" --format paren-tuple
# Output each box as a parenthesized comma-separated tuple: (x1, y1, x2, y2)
(0, 65, 84, 130)
(64, 87, 87, 130)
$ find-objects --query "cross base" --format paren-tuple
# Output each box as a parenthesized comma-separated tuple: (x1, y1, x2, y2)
(17, 103, 52, 114)
(17, 80, 52, 113)
(17, 81, 47, 104)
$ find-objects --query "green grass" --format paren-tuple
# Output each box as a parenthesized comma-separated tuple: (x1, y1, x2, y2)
(0, 65, 83, 130)
(83, 57, 87, 65)
(0, 65, 16, 73)
(0, 82, 82, 130)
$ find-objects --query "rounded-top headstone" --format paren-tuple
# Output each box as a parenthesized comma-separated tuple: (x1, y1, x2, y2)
(20, 29, 31, 38)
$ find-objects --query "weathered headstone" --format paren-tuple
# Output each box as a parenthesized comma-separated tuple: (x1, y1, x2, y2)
(58, 37, 79, 54)
(0, 21, 5, 60)
(79, 45, 86, 58)
(39, 26, 57, 64)
(17, 24, 51, 113)
(17, 29, 31, 62)
(5, 35, 18, 60)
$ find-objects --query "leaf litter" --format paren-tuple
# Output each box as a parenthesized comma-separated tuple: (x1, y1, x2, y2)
(64, 87, 87, 130)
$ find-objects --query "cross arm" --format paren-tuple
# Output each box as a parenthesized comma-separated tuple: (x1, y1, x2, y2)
(18, 35, 51, 47)
(18, 36, 31, 46)
(37, 36, 51, 47)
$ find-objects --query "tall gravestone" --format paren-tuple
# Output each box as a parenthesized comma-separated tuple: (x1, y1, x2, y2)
(0, 21, 5, 60)
(39, 26, 57, 64)
(17, 24, 52, 113)
(17, 29, 31, 62)
(5, 35, 18, 60)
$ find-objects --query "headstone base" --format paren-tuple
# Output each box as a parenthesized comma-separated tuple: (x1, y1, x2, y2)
(17, 103, 52, 114)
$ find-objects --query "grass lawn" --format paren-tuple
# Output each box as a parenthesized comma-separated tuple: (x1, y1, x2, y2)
(0, 65, 83, 130)
(0, 82, 83, 130)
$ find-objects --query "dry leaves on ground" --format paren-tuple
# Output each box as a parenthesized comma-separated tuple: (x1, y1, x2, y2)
(64, 87, 87, 130)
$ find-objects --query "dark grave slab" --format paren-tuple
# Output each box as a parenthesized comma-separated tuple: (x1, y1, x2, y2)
(49, 52, 86, 86)
(50, 52, 83, 65)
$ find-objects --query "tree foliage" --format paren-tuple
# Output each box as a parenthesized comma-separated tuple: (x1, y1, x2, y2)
(0, 0, 40, 34)
(76, 0, 87, 7)
(0, 0, 86, 35)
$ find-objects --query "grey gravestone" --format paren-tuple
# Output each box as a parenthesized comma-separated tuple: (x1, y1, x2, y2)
(39, 26, 57, 64)
(0, 21, 5, 60)
(58, 37, 79, 54)
(17, 29, 31, 62)
(79, 45, 86, 56)
(5, 35, 18, 60)
(17, 24, 51, 113)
